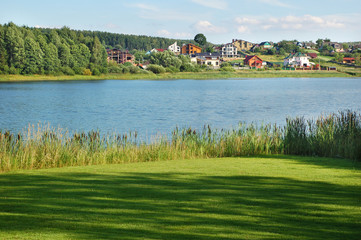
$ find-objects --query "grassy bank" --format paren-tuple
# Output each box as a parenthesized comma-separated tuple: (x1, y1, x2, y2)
(0, 156, 360, 239)
(1, 111, 360, 173)
(0, 69, 352, 82)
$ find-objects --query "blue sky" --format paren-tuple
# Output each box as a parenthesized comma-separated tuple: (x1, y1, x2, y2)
(1, 0, 360, 44)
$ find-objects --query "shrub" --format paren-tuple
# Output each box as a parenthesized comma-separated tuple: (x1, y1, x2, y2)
(92, 68, 101, 76)
(147, 64, 166, 74)
(61, 66, 75, 76)
(83, 69, 92, 76)
(180, 63, 196, 72)
(220, 62, 231, 68)
(165, 66, 180, 73)
(108, 65, 122, 74)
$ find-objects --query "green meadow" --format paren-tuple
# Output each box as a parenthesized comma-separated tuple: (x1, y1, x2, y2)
(0, 156, 360, 240)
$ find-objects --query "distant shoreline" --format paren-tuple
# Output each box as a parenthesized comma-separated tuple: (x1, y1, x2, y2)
(0, 70, 356, 82)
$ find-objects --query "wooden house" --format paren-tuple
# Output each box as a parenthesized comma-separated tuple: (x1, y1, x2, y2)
(181, 43, 202, 55)
(244, 55, 263, 68)
(107, 49, 135, 64)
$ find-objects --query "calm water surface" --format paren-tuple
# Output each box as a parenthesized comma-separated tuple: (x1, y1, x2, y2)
(1, 78, 360, 139)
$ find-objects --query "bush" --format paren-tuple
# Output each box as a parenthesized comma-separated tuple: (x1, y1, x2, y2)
(165, 66, 180, 73)
(72, 66, 84, 75)
(8, 66, 19, 74)
(220, 62, 231, 68)
(83, 69, 92, 76)
(129, 65, 140, 74)
(180, 63, 196, 72)
(92, 68, 101, 76)
(61, 66, 75, 76)
(219, 66, 235, 72)
(147, 64, 166, 74)
(108, 65, 122, 74)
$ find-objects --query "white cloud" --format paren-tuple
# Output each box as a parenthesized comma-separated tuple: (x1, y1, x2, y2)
(156, 29, 192, 39)
(193, 20, 226, 33)
(157, 29, 171, 36)
(133, 3, 158, 11)
(191, 0, 228, 10)
(234, 14, 349, 32)
(237, 26, 249, 33)
(259, 0, 292, 8)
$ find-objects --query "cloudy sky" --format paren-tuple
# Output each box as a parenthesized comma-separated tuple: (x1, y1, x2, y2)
(1, 0, 360, 44)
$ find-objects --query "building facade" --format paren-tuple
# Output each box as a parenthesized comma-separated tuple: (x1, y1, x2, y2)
(284, 52, 310, 67)
(107, 49, 135, 64)
(221, 43, 238, 58)
(168, 42, 181, 55)
(181, 43, 202, 55)
(244, 55, 263, 68)
(232, 39, 254, 51)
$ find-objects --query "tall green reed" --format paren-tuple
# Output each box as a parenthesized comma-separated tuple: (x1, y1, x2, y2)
(1, 111, 360, 173)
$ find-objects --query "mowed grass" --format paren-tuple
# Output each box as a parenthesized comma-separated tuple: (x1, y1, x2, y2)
(0, 156, 360, 240)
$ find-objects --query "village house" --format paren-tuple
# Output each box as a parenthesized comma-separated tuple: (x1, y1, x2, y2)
(106, 49, 135, 64)
(221, 43, 238, 58)
(323, 42, 344, 52)
(181, 43, 202, 55)
(244, 55, 263, 68)
(191, 52, 221, 68)
(168, 42, 181, 55)
(259, 42, 273, 49)
(284, 52, 311, 67)
(232, 39, 254, 52)
(306, 53, 318, 59)
(343, 57, 355, 64)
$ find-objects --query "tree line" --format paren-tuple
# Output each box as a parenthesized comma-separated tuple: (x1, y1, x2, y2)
(0, 22, 194, 75)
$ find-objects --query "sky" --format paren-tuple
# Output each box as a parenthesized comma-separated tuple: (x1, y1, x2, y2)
(1, 0, 360, 44)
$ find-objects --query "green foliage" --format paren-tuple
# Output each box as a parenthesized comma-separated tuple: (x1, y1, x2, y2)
(83, 68, 92, 75)
(150, 51, 182, 69)
(146, 64, 166, 74)
(194, 33, 207, 46)
(219, 66, 235, 72)
(23, 37, 44, 74)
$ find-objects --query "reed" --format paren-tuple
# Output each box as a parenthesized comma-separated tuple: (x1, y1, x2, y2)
(1, 111, 360, 172)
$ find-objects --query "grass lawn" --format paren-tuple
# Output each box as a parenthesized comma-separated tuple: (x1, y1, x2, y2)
(0, 156, 360, 240)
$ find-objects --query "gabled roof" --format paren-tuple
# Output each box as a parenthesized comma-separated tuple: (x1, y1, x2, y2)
(156, 49, 165, 52)
(244, 55, 263, 62)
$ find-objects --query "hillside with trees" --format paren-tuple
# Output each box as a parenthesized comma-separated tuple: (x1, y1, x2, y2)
(0, 22, 195, 76)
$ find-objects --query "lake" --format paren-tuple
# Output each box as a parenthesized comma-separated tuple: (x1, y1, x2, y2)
(1, 78, 360, 140)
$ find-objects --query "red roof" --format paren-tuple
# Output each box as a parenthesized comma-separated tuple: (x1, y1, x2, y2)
(156, 49, 165, 52)
(307, 53, 318, 58)
(244, 55, 263, 63)
(343, 57, 355, 60)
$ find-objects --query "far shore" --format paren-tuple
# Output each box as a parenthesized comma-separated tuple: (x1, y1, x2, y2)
(0, 70, 356, 82)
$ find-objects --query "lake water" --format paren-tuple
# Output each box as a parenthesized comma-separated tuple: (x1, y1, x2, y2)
(1, 78, 361, 139)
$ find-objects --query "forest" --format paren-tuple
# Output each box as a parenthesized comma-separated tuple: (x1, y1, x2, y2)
(0, 22, 194, 76)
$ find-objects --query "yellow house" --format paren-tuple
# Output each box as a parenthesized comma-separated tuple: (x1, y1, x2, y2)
(181, 43, 202, 55)
(232, 39, 254, 51)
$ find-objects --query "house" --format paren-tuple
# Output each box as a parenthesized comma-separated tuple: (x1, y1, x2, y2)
(259, 42, 273, 49)
(306, 53, 318, 59)
(107, 49, 135, 64)
(168, 42, 181, 55)
(343, 57, 355, 64)
(221, 43, 238, 58)
(191, 53, 221, 68)
(284, 52, 311, 67)
(323, 42, 344, 52)
(181, 43, 202, 55)
(150, 48, 166, 53)
(244, 55, 263, 68)
(232, 39, 254, 51)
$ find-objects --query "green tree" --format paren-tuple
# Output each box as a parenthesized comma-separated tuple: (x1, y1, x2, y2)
(194, 33, 207, 46)
(43, 43, 61, 73)
(23, 36, 44, 74)
(5, 22, 25, 70)
(0, 25, 8, 72)
(90, 37, 107, 66)
(58, 43, 72, 66)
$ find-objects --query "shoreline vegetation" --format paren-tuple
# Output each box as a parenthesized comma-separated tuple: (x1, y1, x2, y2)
(0, 70, 355, 82)
(1, 111, 360, 173)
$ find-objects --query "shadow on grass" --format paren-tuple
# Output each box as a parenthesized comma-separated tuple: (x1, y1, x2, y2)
(257, 154, 361, 170)
(0, 169, 360, 239)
